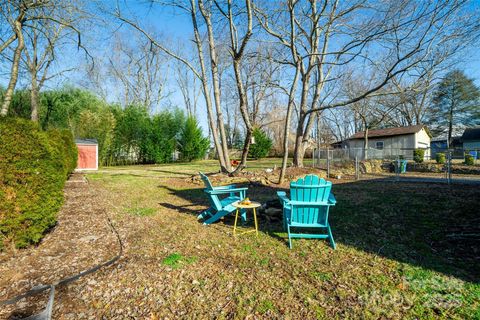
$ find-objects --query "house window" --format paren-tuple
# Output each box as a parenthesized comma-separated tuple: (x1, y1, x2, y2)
(376, 141, 384, 150)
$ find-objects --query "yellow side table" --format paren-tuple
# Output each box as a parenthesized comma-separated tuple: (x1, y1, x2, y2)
(232, 201, 261, 237)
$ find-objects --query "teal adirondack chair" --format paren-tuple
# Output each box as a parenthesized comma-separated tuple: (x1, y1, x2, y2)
(277, 175, 336, 249)
(198, 172, 248, 225)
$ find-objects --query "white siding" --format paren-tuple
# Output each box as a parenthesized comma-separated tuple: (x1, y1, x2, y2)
(347, 131, 432, 160)
(414, 128, 431, 159)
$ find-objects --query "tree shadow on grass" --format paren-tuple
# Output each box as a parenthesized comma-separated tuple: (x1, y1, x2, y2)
(158, 178, 480, 283)
(159, 202, 201, 215)
(149, 169, 193, 176)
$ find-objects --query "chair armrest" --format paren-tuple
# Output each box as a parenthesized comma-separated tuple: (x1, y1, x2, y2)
(277, 191, 291, 205)
(328, 193, 336, 205)
(206, 187, 248, 195)
(213, 184, 236, 190)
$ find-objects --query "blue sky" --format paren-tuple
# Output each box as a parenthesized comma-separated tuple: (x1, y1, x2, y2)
(1, 1, 480, 132)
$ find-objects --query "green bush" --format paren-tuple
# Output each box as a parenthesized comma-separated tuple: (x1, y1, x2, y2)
(435, 152, 446, 164)
(248, 128, 273, 159)
(178, 116, 210, 161)
(47, 128, 78, 175)
(0, 117, 75, 249)
(413, 149, 425, 163)
(107, 106, 185, 165)
(464, 154, 474, 165)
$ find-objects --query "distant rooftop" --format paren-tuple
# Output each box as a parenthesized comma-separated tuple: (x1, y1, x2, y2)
(461, 127, 480, 141)
(75, 138, 98, 145)
(349, 125, 428, 140)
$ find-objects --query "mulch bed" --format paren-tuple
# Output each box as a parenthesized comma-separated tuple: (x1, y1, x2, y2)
(0, 174, 119, 319)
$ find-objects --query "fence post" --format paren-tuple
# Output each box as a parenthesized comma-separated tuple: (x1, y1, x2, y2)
(312, 148, 316, 168)
(396, 155, 400, 182)
(447, 150, 452, 185)
(327, 148, 330, 178)
(355, 156, 359, 180)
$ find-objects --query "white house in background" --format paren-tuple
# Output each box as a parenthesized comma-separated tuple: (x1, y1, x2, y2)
(345, 124, 432, 160)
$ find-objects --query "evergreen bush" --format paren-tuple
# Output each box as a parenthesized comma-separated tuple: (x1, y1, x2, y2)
(413, 149, 425, 163)
(248, 128, 273, 159)
(435, 152, 446, 164)
(464, 154, 474, 165)
(47, 128, 78, 175)
(178, 116, 210, 161)
(0, 117, 76, 249)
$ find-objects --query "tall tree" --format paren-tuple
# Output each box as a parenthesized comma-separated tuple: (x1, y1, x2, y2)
(256, 0, 480, 169)
(0, 0, 89, 118)
(174, 46, 201, 117)
(107, 33, 169, 111)
(0, 0, 26, 116)
(428, 70, 480, 147)
(113, 0, 260, 173)
(114, 1, 233, 172)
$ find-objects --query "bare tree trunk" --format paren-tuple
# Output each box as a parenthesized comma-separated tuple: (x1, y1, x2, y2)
(198, 0, 232, 172)
(293, 113, 306, 167)
(279, 65, 301, 183)
(301, 111, 318, 152)
(190, 0, 228, 171)
(231, 59, 253, 174)
(115, 2, 230, 171)
(224, 0, 253, 175)
(363, 127, 369, 160)
(1, 17, 25, 117)
(30, 76, 39, 121)
(448, 101, 454, 148)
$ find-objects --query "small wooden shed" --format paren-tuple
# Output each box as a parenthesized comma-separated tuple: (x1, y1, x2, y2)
(75, 139, 98, 171)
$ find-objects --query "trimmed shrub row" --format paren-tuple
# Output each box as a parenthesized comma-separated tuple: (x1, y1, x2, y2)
(0, 117, 77, 249)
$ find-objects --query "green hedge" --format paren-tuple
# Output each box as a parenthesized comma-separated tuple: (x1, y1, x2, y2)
(0, 117, 77, 249)
(464, 154, 474, 166)
(413, 149, 425, 163)
(435, 153, 446, 164)
(47, 128, 78, 175)
(248, 128, 273, 159)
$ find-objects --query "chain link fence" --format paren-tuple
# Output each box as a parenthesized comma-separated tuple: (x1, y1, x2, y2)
(312, 147, 480, 184)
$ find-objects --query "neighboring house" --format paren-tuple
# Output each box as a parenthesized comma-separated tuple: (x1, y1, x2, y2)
(345, 125, 431, 160)
(330, 140, 346, 149)
(461, 127, 480, 150)
(430, 136, 462, 158)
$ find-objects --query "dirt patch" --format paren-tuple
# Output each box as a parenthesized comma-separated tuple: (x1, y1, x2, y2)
(189, 166, 328, 188)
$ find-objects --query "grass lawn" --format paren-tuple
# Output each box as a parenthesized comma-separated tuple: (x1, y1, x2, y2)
(84, 160, 479, 319)
(98, 158, 314, 178)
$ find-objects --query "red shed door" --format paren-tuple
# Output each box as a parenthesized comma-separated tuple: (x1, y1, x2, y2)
(77, 144, 97, 170)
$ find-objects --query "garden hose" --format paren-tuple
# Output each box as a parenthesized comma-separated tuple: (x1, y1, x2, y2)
(0, 210, 123, 320)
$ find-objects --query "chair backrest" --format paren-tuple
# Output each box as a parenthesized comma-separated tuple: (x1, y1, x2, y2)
(199, 172, 222, 210)
(199, 172, 214, 190)
(289, 175, 332, 226)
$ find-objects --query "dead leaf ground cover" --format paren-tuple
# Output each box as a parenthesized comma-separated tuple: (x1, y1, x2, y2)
(1, 161, 479, 319)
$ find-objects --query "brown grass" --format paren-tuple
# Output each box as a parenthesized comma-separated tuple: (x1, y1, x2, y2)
(1, 162, 479, 319)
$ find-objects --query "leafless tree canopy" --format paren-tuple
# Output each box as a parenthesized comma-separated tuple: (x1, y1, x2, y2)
(0, 0, 479, 177)
(0, 0, 91, 117)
